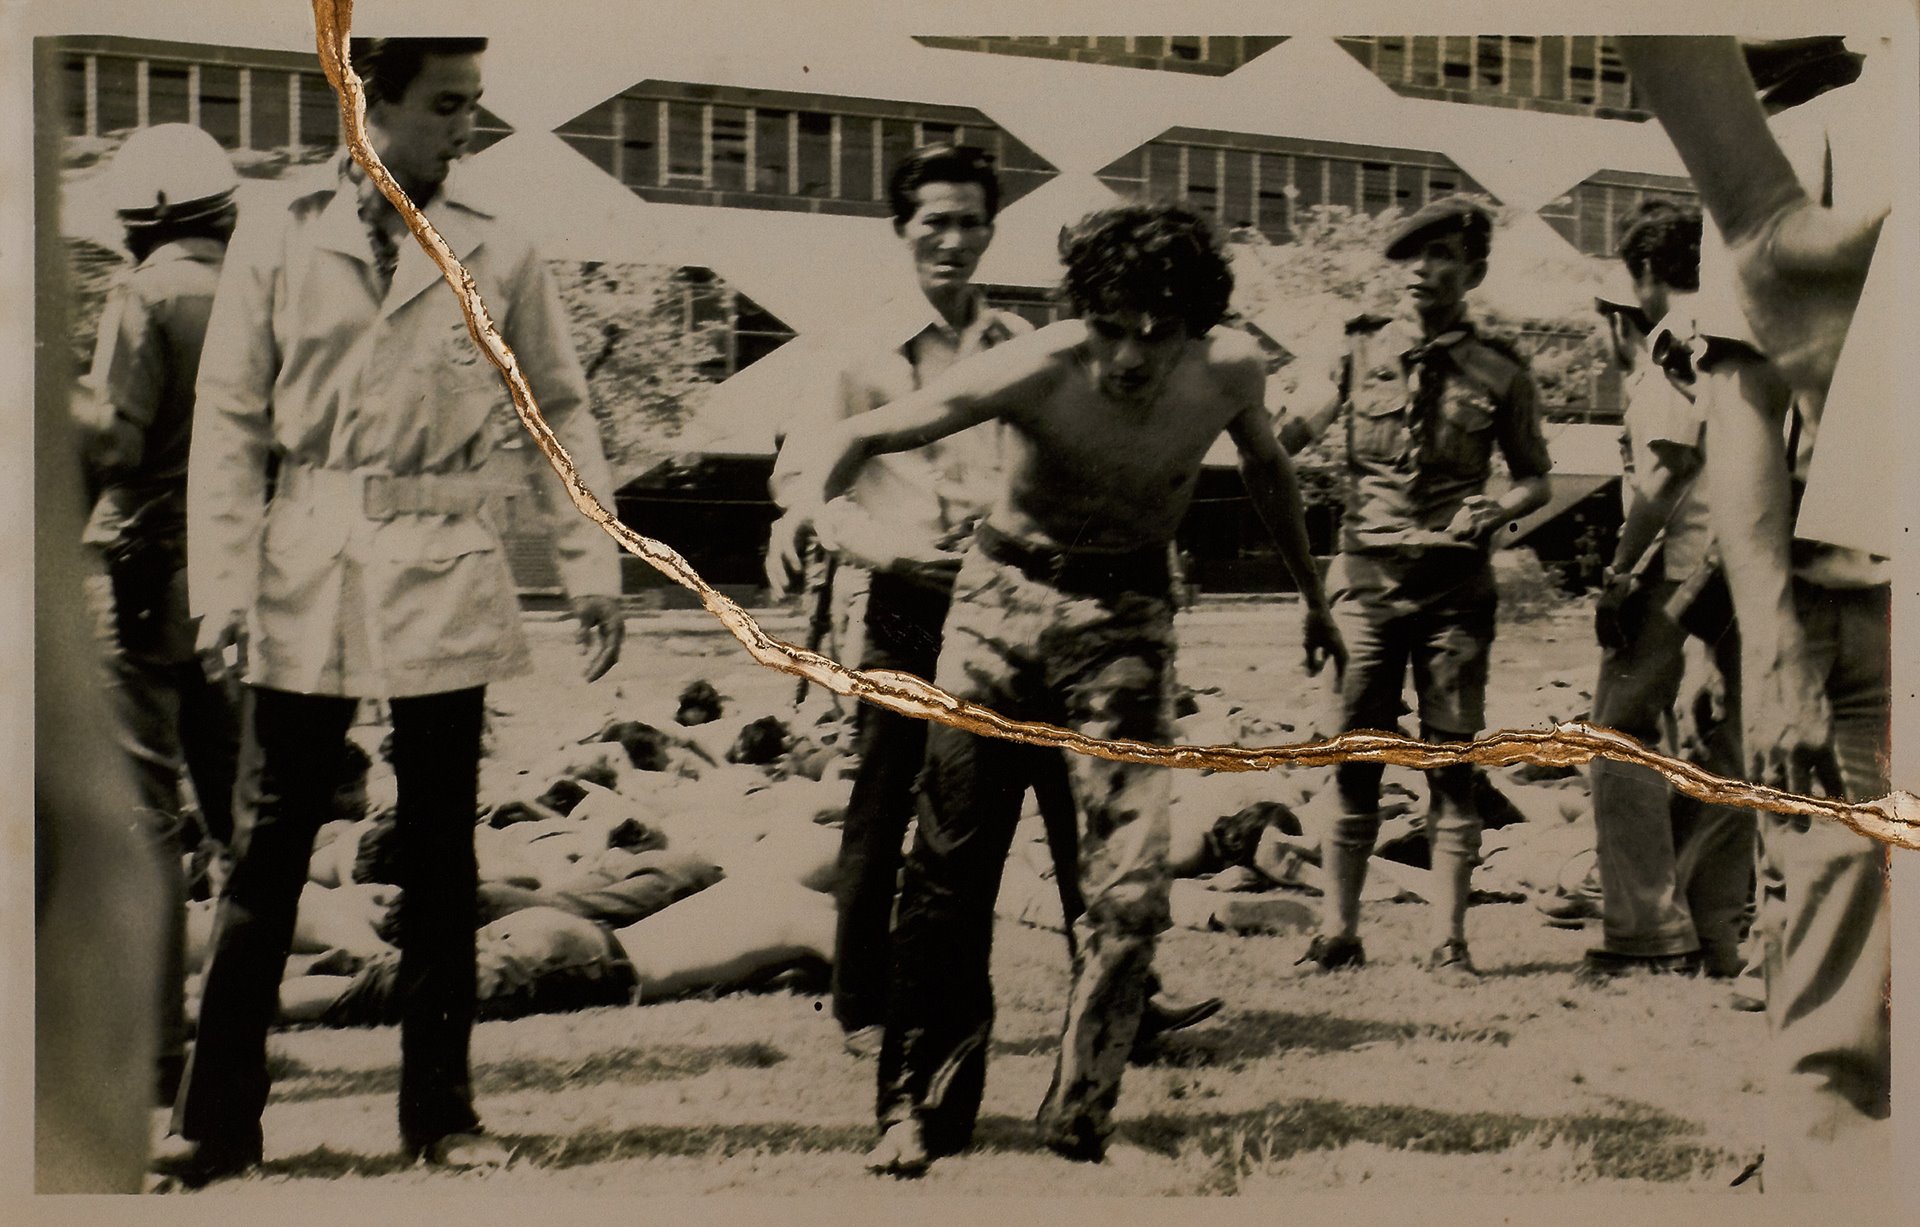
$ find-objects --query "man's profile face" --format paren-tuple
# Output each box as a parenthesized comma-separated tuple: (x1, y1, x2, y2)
(1403, 231, 1484, 317)
(897, 181, 993, 297)
(1604, 309, 1647, 372)
(367, 52, 485, 199)
(1630, 267, 1671, 332)
(1082, 311, 1189, 406)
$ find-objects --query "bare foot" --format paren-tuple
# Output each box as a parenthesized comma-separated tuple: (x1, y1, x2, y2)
(864, 1121, 930, 1177)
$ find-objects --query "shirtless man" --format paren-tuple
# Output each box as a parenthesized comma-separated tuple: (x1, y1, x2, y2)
(777, 203, 1343, 1173)
(768, 144, 1219, 1062)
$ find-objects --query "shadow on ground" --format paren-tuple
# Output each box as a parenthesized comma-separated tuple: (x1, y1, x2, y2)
(268, 1041, 787, 1104)
(217, 1096, 1732, 1189)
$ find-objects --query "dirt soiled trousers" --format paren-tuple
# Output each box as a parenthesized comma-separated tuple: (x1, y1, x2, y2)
(1327, 550, 1495, 856)
(85, 556, 244, 1075)
(175, 685, 485, 1156)
(876, 547, 1174, 1155)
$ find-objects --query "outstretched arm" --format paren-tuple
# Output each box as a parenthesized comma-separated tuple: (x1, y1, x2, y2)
(765, 327, 1060, 594)
(1276, 387, 1343, 456)
(1228, 399, 1345, 678)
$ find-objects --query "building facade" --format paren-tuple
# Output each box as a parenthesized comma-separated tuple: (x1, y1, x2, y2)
(52, 30, 1705, 596)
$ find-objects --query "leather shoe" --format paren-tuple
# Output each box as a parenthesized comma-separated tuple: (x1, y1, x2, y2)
(1130, 994, 1223, 1062)
(1426, 939, 1481, 987)
(1038, 1114, 1106, 1164)
(149, 1134, 261, 1187)
(1294, 932, 1366, 972)
(414, 1131, 512, 1172)
(1536, 893, 1602, 929)
(865, 1120, 930, 1177)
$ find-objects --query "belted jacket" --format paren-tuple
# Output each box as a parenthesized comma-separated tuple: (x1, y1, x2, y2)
(188, 158, 617, 697)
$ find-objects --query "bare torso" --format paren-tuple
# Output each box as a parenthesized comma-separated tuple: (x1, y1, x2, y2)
(990, 326, 1261, 552)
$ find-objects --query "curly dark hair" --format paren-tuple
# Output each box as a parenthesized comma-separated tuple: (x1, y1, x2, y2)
(1057, 204, 1234, 337)
(1616, 199, 1702, 292)
(887, 143, 1001, 226)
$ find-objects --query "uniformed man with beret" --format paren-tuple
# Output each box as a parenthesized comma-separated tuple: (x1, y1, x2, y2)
(1280, 197, 1552, 984)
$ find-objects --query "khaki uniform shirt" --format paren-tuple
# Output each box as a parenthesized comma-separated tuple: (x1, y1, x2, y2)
(1333, 309, 1553, 554)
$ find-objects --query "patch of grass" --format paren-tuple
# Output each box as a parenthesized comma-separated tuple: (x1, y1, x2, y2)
(1225, 1129, 1741, 1195)
(1146, 1097, 1741, 1193)
(269, 1040, 786, 1104)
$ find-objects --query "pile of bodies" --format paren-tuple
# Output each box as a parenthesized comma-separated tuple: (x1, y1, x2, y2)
(191, 672, 1620, 1033)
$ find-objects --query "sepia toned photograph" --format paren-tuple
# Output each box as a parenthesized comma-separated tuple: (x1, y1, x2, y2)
(17, 0, 1915, 1218)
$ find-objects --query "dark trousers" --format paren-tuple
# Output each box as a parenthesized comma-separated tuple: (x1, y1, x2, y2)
(175, 685, 485, 1155)
(833, 570, 1080, 1032)
(86, 555, 246, 1075)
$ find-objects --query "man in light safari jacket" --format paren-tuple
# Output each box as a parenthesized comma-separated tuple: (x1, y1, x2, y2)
(162, 37, 623, 1185)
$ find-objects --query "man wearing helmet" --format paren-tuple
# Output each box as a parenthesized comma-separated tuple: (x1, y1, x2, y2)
(72, 122, 246, 1111)
(156, 38, 624, 1184)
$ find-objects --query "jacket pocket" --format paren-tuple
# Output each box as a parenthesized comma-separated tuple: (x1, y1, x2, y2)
(1350, 385, 1409, 465)
(371, 511, 500, 567)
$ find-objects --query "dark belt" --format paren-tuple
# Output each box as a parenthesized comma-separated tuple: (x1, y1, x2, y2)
(975, 523, 1171, 597)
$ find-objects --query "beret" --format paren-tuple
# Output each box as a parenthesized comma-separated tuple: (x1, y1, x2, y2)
(1384, 196, 1492, 260)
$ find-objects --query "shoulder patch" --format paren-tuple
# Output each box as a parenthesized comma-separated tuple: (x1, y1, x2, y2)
(1471, 328, 1528, 367)
(1452, 335, 1529, 397)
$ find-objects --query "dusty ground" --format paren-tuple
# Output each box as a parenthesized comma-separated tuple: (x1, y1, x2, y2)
(162, 599, 1775, 1196)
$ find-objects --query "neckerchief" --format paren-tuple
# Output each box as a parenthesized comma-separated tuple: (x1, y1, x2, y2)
(1400, 325, 1472, 470)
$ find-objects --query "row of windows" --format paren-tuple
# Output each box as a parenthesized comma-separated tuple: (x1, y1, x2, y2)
(1540, 172, 1697, 258)
(60, 46, 512, 162)
(1096, 130, 1489, 243)
(912, 35, 1288, 76)
(556, 84, 1055, 216)
(1335, 36, 1643, 119)
(65, 51, 345, 154)
(668, 267, 796, 378)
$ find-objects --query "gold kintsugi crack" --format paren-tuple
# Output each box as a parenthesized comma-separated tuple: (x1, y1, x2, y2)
(312, 0, 1918, 851)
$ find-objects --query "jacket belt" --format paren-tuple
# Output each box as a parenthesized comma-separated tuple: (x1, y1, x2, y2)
(276, 464, 510, 521)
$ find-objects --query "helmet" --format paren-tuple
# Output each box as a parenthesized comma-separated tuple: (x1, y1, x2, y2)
(107, 123, 239, 226)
